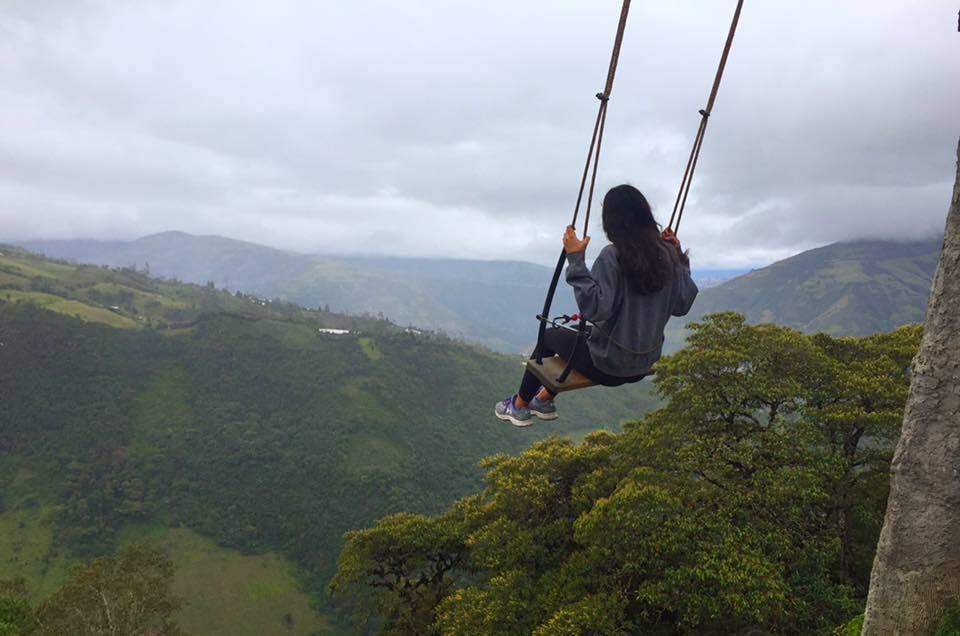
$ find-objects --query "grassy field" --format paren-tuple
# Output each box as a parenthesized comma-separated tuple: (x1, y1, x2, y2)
(357, 336, 383, 361)
(0, 289, 138, 328)
(0, 505, 74, 600)
(0, 255, 76, 279)
(0, 270, 31, 287)
(89, 281, 190, 313)
(0, 457, 79, 598)
(0, 247, 294, 332)
(0, 454, 333, 634)
(120, 526, 333, 636)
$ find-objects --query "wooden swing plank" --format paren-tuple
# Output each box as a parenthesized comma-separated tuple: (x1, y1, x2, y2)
(525, 356, 595, 395)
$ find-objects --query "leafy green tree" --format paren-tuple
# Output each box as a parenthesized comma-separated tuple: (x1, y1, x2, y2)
(652, 314, 921, 595)
(334, 313, 921, 635)
(35, 544, 182, 636)
(807, 325, 921, 587)
(330, 512, 465, 635)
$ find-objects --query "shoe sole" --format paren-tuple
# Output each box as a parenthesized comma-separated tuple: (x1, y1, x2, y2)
(530, 410, 558, 421)
(495, 409, 534, 428)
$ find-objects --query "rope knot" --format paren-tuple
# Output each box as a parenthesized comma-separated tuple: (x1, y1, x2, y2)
(595, 92, 610, 102)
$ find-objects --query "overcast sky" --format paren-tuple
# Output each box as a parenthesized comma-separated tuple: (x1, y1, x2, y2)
(1, 1, 957, 268)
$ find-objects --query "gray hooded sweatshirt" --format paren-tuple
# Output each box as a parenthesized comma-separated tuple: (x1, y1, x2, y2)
(565, 241, 698, 376)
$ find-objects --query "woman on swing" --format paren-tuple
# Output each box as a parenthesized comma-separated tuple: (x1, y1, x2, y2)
(495, 184, 698, 427)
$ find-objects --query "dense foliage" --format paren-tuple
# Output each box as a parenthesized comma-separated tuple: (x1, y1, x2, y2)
(4, 245, 938, 633)
(332, 313, 922, 634)
(0, 248, 658, 630)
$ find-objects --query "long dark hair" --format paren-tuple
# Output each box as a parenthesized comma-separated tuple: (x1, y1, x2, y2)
(601, 184, 672, 295)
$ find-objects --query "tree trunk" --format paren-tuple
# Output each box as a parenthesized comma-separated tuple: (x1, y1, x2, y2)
(862, 138, 960, 634)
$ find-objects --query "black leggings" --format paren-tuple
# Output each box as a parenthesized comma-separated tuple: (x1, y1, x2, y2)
(518, 327, 648, 401)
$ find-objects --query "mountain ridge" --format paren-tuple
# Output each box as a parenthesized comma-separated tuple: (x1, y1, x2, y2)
(15, 232, 941, 352)
(677, 238, 940, 337)
(16, 232, 570, 352)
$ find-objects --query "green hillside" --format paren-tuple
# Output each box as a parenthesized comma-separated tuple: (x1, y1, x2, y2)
(665, 239, 940, 350)
(21, 234, 939, 356)
(0, 246, 658, 632)
(19, 232, 574, 353)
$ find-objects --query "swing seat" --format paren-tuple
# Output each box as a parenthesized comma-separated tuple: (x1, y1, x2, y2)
(525, 356, 595, 395)
(525, 356, 657, 395)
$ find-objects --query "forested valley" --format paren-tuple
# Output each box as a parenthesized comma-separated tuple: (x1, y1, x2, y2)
(2, 239, 956, 635)
(0, 247, 656, 634)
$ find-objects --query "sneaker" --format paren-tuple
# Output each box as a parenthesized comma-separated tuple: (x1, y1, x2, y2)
(529, 396, 558, 420)
(494, 395, 533, 427)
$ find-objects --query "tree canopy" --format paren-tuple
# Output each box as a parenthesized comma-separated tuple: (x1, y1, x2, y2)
(332, 313, 922, 635)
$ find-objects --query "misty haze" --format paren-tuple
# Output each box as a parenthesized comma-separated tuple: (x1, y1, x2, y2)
(2, 2, 959, 635)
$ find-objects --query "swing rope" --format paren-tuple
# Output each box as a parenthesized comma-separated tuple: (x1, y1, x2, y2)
(535, 0, 631, 376)
(534, 0, 745, 386)
(569, 0, 630, 235)
(667, 0, 744, 234)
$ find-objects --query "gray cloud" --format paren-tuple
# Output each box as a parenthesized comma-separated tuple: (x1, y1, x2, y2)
(0, 0, 957, 268)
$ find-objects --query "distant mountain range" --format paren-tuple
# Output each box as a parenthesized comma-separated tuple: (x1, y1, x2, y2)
(17, 232, 742, 352)
(16, 233, 941, 351)
(664, 238, 941, 349)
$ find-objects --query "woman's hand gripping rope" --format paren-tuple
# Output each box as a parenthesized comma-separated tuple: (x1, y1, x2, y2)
(563, 225, 591, 254)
